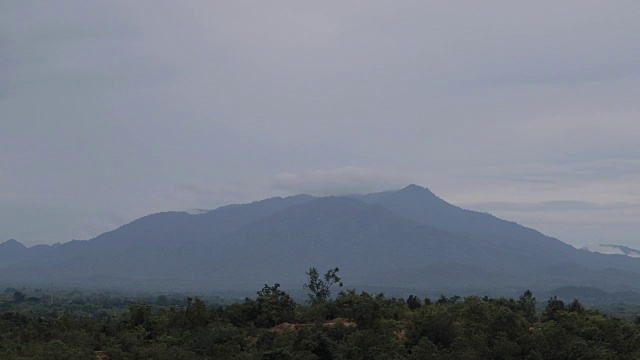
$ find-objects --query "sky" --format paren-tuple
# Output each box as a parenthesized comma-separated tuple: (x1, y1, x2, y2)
(2, 1, 639, 250)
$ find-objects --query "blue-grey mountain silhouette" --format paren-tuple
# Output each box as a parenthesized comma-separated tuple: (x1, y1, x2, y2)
(2, 185, 639, 293)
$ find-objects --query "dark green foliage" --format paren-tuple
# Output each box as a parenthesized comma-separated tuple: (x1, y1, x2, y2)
(568, 298, 585, 314)
(303, 267, 343, 304)
(334, 290, 384, 329)
(13, 291, 26, 303)
(517, 290, 537, 322)
(254, 283, 297, 328)
(542, 296, 566, 321)
(1, 286, 640, 359)
(408, 304, 457, 347)
(184, 297, 210, 329)
(406, 295, 421, 310)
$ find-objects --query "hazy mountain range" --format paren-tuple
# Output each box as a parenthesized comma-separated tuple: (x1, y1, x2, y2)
(2, 185, 640, 294)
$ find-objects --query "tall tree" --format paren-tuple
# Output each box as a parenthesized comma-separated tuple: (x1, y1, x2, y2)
(303, 267, 343, 304)
(517, 290, 537, 322)
(255, 283, 296, 327)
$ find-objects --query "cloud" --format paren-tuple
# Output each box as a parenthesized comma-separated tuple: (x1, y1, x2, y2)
(173, 181, 258, 210)
(463, 200, 640, 213)
(271, 166, 410, 196)
(0, 36, 13, 99)
(1, 1, 640, 248)
(598, 244, 640, 257)
(0, 201, 128, 245)
(1, 1, 170, 100)
(503, 159, 640, 187)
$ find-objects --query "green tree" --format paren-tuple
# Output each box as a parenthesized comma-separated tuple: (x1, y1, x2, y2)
(408, 304, 457, 348)
(255, 283, 296, 327)
(517, 290, 537, 323)
(185, 297, 210, 329)
(35, 339, 95, 360)
(128, 302, 152, 328)
(335, 290, 384, 329)
(303, 267, 343, 304)
(13, 291, 26, 303)
(406, 295, 422, 310)
(567, 299, 585, 314)
(542, 296, 565, 321)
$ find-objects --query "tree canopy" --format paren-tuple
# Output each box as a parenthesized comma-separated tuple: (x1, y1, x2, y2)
(1, 274, 640, 359)
(303, 267, 343, 304)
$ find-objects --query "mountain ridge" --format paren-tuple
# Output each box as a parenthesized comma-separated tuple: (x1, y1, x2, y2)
(2, 185, 640, 292)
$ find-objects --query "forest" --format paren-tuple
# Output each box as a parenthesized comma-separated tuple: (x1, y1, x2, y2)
(1, 268, 640, 359)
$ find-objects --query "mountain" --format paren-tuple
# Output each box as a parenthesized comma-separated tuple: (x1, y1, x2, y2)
(0, 239, 27, 264)
(359, 185, 573, 251)
(2, 185, 640, 293)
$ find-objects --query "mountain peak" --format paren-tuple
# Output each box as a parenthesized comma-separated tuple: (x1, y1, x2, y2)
(396, 184, 441, 201)
(0, 239, 28, 262)
(1, 239, 26, 249)
(400, 184, 433, 193)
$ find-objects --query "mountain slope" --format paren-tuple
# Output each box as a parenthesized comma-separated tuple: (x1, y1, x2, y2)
(211, 197, 483, 287)
(2, 185, 640, 292)
(10, 195, 316, 269)
(367, 185, 572, 249)
(0, 239, 27, 265)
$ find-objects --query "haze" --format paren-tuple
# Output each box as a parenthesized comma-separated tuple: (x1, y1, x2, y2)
(2, 1, 639, 249)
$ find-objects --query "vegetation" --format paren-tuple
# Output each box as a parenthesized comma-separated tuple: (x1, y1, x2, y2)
(2, 272, 640, 359)
(303, 267, 343, 304)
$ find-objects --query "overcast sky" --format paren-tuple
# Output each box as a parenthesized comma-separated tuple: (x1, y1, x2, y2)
(2, 1, 639, 249)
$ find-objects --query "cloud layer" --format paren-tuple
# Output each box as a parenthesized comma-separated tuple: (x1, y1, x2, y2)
(1, 1, 639, 247)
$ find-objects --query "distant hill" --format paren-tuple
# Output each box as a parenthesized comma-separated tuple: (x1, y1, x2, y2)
(2, 185, 640, 293)
(0, 239, 27, 264)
